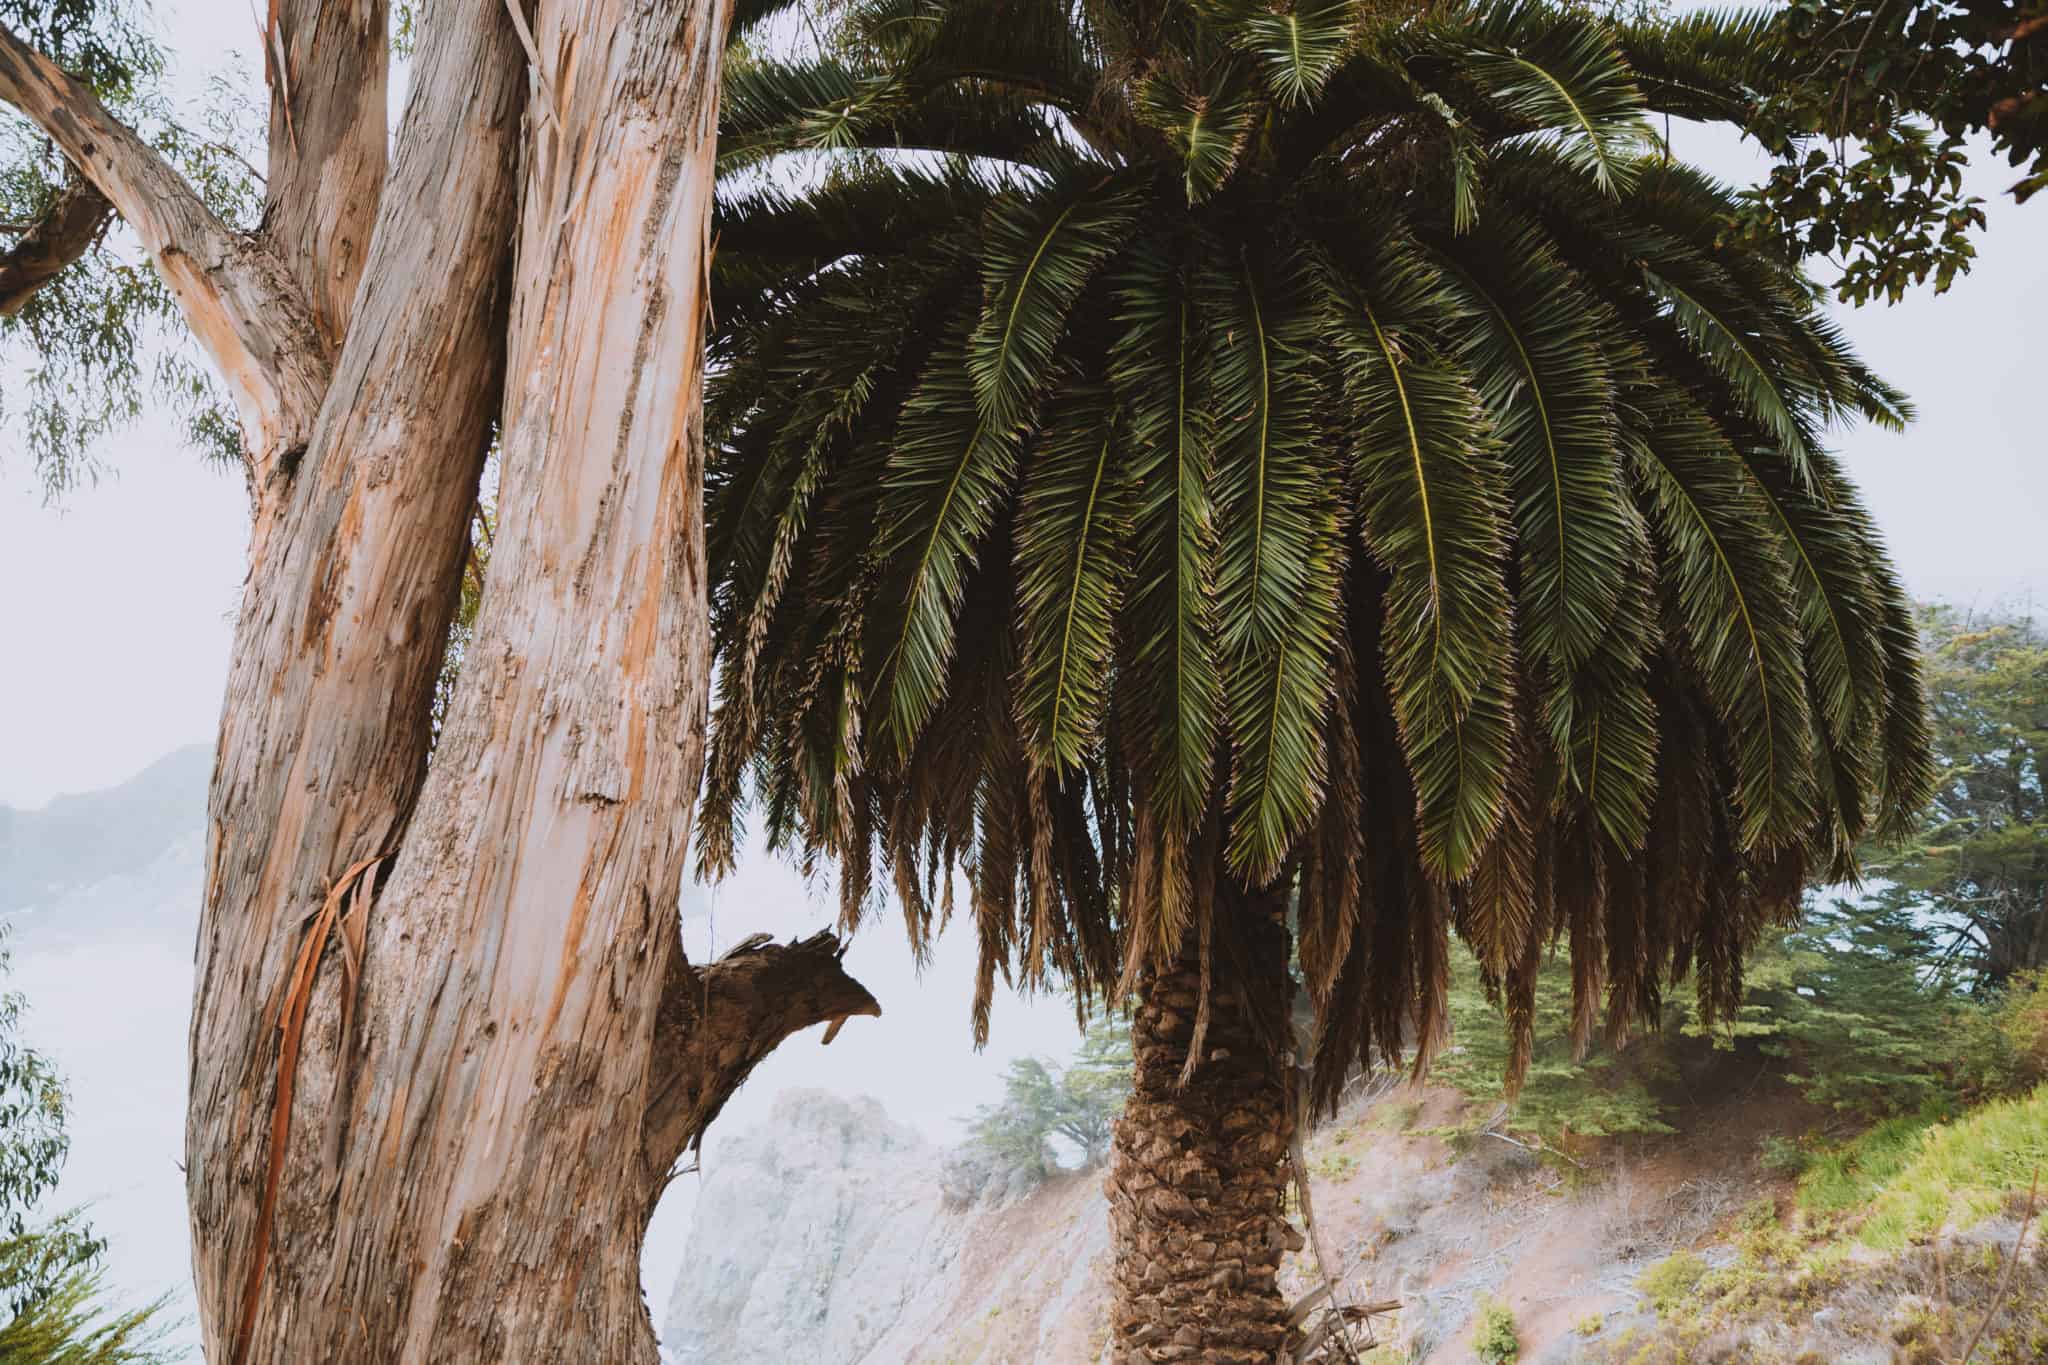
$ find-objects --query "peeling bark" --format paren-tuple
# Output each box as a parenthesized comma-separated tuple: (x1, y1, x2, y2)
(1108, 887, 1302, 1365)
(3, 3, 848, 1358)
(0, 174, 110, 315)
(185, 3, 528, 1359)
(259, 0, 390, 348)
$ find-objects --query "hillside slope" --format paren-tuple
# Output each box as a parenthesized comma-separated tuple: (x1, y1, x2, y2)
(666, 1078, 2048, 1363)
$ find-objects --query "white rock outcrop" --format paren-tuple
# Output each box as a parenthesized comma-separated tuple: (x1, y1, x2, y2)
(662, 1089, 962, 1364)
(662, 1088, 1112, 1365)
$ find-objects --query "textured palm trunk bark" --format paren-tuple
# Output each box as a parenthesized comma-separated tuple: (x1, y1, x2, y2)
(2, 3, 879, 1358)
(1108, 885, 1302, 1364)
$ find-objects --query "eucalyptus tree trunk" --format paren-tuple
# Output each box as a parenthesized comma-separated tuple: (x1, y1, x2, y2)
(0, 3, 878, 1360)
(1108, 886, 1302, 1364)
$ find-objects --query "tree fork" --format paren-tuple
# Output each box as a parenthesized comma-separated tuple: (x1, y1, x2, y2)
(0, 19, 329, 473)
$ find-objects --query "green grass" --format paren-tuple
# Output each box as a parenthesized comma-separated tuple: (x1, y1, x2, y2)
(1795, 1112, 1939, 1215)
(1855, 1084, 2048, 1251)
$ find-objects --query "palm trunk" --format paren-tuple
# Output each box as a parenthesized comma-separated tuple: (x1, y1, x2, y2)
(1108, 883, 1302, 1364)
(0, 3, 882, 1361)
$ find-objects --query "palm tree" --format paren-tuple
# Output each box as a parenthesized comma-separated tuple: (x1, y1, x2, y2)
(699, 1, 1935, 1356)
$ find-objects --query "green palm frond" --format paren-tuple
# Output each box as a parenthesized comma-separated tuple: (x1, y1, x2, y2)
(722, 56, 1067, 169)
(1223, 572, 1343, 882)
(867, 326, 1028, 757)
(1613, 6, 1779, 122)
(713, 161, 992, 275)
(1625, 390, 1816, 849)
(720, 57, 902, 165)
(1108, 239, 1222, 826)
(1209, 0, 1359, 107)
(1201, 247, 1327, 659)
(1324, 235, 1514, 878)
(1435, 221, 1631, 679)
(1644, 267, 1823, 480)
(1456, 1, 1656, 196)
(969, 174, 1144, 433)
(1559, 562, 1662, 851)
(1134, 68, 1259, 203)
(1013, 387, 1133, 768)
(1205, 245, 1346, 877)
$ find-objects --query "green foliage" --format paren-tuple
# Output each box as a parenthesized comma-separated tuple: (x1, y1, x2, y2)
(1437, 950, 1673, 1145)
(1725, 0, 2046, 304)
(1950, 970, 2048, 1100)
(1636, 1251, 1707, 1314)
(964, 1015, 1132, 1183)
(1472, 1294, 1520, 1363)
(0, 931, 167, 1360)
(1863, 607, 2048, 990)
(1796, 1112, 1938, 1216)
(0, 1232, 165, 1365)
(1679, 900, 1967, 1117)
(1, 0, 261, 493)
(699, 0, 1932, 1106)
(1853, 1084, 2048, 1251)
(1755, 1136, 1809, 1178)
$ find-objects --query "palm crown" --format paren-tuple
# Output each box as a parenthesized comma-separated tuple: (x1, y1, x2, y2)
(699, 0, 1935, 1103)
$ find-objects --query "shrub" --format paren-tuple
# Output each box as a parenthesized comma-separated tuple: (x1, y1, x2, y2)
(1736, 1197, 1780, 1235)
(1472, 1296, 1519, 1364)
(1756, 1135, 1810, 1178)
(1949, 970, 2048, 1101)
(960, 1014, 1132, 1190)
(1637, 1252, 1708, 1315)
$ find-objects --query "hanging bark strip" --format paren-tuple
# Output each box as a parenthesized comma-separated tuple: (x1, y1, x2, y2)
(232, 853, 386, 1365)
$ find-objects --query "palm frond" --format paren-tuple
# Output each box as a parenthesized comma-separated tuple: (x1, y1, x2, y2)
(1209, 0, 1359, 108)
(1013, 387, 1134, 768)
(1457, 1, 1655, 196)
(1625, 389, 1815, 850)
(1203, 244, 1345, 880)
(867, 325, 1027, 757)
(969, 174, 1145, 433)
(1323, 234, 1515, 879)
(1108, 237, 1222, 826)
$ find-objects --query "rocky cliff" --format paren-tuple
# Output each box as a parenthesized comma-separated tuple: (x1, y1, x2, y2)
(663, 1089, 1111, 1364)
